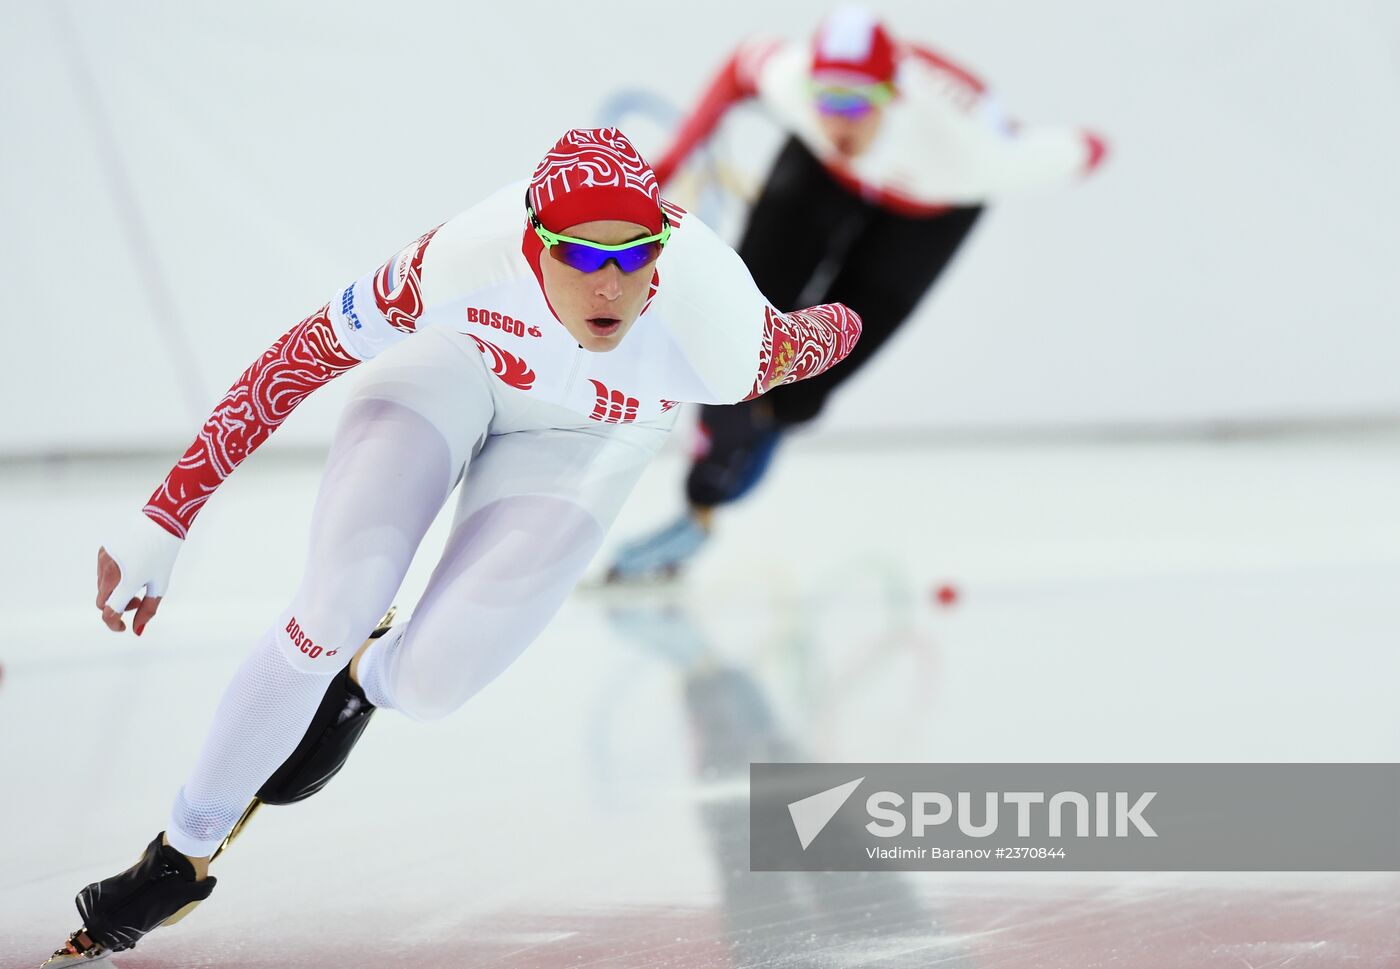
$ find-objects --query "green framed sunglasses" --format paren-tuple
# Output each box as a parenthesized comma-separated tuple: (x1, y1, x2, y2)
(810, 80, 894, 117)
(526, 194, 671, 274)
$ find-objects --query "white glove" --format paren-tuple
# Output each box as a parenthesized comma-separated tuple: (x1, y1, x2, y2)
(102, 511, 184, 612)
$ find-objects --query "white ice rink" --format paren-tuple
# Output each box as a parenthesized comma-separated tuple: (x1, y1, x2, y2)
(2, 431, 1398, 967)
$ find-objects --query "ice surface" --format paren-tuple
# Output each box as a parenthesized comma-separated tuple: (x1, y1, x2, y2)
(2, 433, 1398, 967)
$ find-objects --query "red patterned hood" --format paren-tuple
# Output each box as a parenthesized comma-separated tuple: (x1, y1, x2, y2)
(521, 127, 665, 324)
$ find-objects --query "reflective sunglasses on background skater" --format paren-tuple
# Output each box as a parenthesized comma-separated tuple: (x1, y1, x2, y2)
(527, 197, 671, 274)
(811, 81, 894, 118)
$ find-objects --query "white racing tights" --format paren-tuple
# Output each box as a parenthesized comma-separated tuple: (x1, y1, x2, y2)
(166, 328, 672, 857)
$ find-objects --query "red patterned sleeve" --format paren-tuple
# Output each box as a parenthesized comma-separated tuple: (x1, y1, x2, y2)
(142, 227, 439, 539)
(651, 39, 782, 186)
(742, 303, 863, 401)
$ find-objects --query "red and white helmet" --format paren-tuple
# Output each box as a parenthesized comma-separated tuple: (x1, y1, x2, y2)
(527, 127, 663, 235)
(810, 5, 898, 87)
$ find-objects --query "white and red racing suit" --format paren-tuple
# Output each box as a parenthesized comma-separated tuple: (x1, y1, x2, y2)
(97, 181, 860, 859)
(653, 38, 1107, 215)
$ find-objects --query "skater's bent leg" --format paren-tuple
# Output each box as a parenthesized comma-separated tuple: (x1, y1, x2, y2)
(671, 140, 871, 516)
(357, 495, 601, 720)
(684, 401, 785, 512)
(167, 345, 490, 857)
(760, 205, 986, 430)
(167, 629, 332, 859)
(358, 420, 669, 719)
(738, 137, 867, 310)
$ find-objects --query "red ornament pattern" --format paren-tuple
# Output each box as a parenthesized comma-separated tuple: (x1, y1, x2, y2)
(468, 334, 537, 391)
(743, 303, 862, 402)
(144, 304, 359, 537)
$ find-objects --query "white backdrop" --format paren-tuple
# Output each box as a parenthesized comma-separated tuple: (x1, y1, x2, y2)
(3, 0, 1398, 456)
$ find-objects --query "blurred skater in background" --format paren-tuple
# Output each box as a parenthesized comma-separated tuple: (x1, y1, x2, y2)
(608, 5, 1107, 581)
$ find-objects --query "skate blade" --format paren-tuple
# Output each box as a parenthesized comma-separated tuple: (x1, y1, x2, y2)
(40, 934, 111, 967)
(209, 797, 262, 862)
(372, 605, 397, 636)
(580, 565, 684, 594)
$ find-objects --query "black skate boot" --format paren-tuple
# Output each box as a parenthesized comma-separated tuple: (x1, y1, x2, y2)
(256, 607, 396, 806)
(42, 833, 215, 966)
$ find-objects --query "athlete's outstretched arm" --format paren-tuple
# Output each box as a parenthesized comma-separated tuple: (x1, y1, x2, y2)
(650, 39, 782, 185)
(907, 45, 1108, 196)
(97, 227, 441, 635)
(740, 303, 863, 401)
(962, 113, 1108, 192)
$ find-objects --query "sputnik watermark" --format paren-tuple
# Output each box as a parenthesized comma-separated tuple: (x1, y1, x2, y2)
(864, 789, 1157, 838)
(790, 780, 1155, 852)
(752, 764, 1400, 872)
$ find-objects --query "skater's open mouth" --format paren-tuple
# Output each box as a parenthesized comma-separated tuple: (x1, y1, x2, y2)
(586, 316, 621, 336)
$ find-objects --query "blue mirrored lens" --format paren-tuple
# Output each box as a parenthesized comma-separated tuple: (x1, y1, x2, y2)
(612, 242, 662, 272)
(553, 240, 661, 274)
(816, 93, 875, 118)
(552, 242, 610, 272)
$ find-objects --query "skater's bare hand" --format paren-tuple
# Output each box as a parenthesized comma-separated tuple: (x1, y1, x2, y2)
(97, 547, 161, 635)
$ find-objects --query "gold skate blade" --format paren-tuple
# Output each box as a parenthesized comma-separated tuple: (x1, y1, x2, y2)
(40, 933, 111, 967)
(373, 605, 397, 636)
(209, 797, 262, 862)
